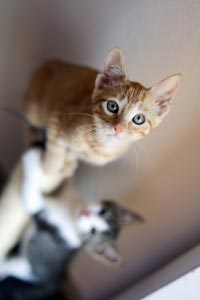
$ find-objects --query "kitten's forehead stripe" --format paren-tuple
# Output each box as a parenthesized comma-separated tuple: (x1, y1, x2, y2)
(127, 82, 146, 103)
(110, 81, 146, 104)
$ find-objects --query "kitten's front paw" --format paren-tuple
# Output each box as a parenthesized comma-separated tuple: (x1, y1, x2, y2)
(22, 149, 42, 173)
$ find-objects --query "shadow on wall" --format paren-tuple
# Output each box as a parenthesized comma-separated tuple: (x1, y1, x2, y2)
(0, 0, 74, 171)
(0, 164, 6, 194)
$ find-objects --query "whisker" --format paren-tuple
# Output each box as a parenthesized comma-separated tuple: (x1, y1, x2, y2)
(83, 125, 106, 133)
(135, 141, 152, 164)
(75, 123, 107, 137)
(117, 152, 126, 171)
(133, 144, 139, 171)
(68, 112, 102, 123)
(75, 124, 93, 131)
(120, 145, 129, 169)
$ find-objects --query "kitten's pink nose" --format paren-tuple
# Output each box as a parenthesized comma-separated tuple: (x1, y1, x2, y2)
(114, 124, 125, 135)
(81, 209, 92, 217)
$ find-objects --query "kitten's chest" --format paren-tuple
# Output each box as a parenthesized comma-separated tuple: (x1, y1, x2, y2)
(43, 204, 81, 248)
(70, 134, 127, 165)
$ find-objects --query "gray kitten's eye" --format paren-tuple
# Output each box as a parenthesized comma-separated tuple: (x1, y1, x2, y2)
(91, 228, 96, 235)
(99, 207, 107, 216)
(107, 101, 119, 113)
(132, 114, 146, 125)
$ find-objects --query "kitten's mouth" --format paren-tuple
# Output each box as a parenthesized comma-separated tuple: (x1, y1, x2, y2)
(107, 132, 125, 138)
(106, 126, 126, 138)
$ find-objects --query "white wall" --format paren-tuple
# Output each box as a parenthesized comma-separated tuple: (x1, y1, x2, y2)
(143, 267, 200, 300)
(0, 1, 199, 299)
(113, 244, 200, 300)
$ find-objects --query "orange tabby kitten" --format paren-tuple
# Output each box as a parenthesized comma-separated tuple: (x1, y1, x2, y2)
(23, 48, 181, 193)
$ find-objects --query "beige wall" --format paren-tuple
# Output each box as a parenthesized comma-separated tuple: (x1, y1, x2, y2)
(0, 1, 199, 299)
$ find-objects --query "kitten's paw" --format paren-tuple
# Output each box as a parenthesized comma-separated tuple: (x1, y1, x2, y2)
(22, 149, 45, 214)
(22, 149, 42, 171)
(62, 156, 78, 177)
(40, 173, 65, 194)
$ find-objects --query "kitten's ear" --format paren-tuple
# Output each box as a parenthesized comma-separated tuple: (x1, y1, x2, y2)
(151, 74, 181, 119)
(103, 47, 126, 76)
(90, 241, 123, 267)
(95, 48, 126, 89)
(118, 206, 144, 226)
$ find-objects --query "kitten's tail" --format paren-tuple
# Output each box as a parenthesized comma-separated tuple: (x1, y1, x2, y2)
(3, 106, 46, 134)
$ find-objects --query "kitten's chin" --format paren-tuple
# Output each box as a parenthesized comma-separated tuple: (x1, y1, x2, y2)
(97, 127, 128, 143)
(107, 132, 126, 140)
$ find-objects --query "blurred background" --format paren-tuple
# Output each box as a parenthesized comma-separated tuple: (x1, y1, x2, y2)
(0, 1, 199, 299)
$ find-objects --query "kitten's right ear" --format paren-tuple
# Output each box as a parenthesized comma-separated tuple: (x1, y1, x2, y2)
(95, 48, 126, 89)
(150, 74, 181, 120)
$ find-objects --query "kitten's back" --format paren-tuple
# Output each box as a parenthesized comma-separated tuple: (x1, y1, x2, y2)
(25, 217, 77, 284)
(23, 60, 98, 127)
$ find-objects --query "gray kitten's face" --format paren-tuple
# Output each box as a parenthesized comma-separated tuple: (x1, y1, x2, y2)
(77, 201, 117, 243)
(76, 200, 144, 266)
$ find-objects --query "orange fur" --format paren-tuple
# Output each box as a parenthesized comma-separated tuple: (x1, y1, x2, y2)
(23, 48, 181, 193)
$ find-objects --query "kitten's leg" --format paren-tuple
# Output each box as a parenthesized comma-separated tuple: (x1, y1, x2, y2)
(40, 135, 78, 194)
(0, 164, 30, 263)
(22, 149, 45, 214)
(0, 257, 34, 282)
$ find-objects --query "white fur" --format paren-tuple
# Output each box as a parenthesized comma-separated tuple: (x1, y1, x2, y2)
(0, 166, 30, 263)
(76, 204, 109, 234)
(0, 257, 35, 282)
(77, 215, 108, 234)
(22, 149, 44, 214)
(22, 149, 81, 247)
(44, 202, 81, 248)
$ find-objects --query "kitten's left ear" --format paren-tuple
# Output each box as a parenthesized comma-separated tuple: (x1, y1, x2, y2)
(89, 241, 123, 267)
(151, 74, 181, 118)
(118, 206, 144, 226)
(95, 48, 126, 89)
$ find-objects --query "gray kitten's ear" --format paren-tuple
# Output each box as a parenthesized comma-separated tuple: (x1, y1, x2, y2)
(88, 241, 123, 267)
(95, 48, 126, 89)
(118, 206, 144, 225)
(150, 74, 181, 119)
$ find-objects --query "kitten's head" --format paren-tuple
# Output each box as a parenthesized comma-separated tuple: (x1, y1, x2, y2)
(92, 48, 181, 142)
(76, 200, 144, 266)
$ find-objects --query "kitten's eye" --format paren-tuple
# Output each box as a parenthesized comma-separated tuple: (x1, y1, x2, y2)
(91, 228, 96, 235)
(132, 114, 146, 125)
(99, 207, 107, 216)
(107, 101, 119, 114)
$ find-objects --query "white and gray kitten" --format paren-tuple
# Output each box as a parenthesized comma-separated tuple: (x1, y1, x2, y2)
(0, 149, 143, 299)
